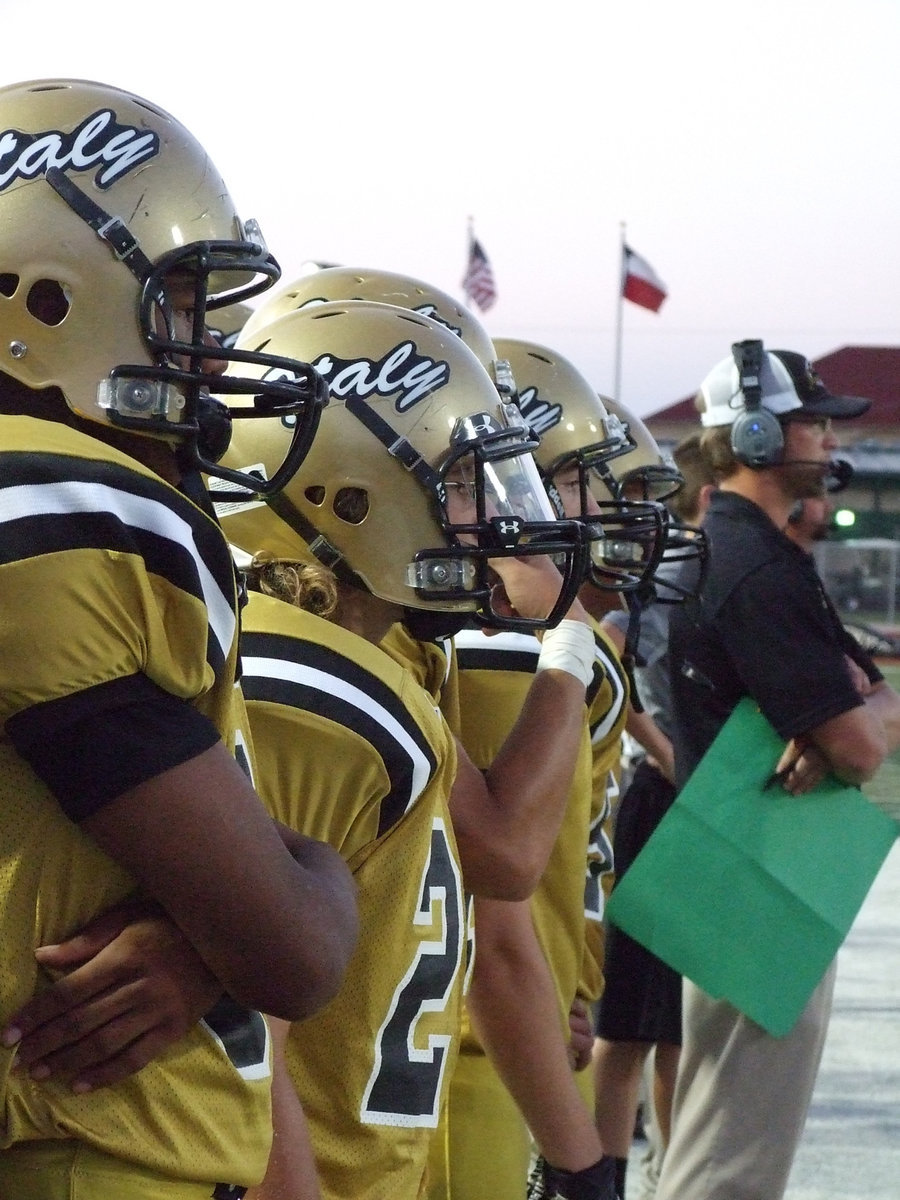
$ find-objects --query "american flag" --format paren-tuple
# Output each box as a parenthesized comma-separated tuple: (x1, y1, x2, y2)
(461, 235, 497, 312)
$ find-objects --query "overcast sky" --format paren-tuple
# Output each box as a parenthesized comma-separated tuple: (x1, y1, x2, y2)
(5, 0, 898, 416)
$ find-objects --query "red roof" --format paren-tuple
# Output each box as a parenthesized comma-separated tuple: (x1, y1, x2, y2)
(648, 346, 900, 425)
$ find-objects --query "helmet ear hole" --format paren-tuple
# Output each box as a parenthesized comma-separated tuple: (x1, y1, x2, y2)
(305, 485, 326, 506)
(0, 273, 18, 297)
(26, 279, 69, 326)
(333, 487, 369, 525)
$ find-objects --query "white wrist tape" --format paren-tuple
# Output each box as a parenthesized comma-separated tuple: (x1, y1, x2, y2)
(536, 620, 595, 689)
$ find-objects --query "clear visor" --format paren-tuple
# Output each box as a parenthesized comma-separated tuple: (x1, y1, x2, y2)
(442, 448, 557, 531)
(406, 416, 589, 631)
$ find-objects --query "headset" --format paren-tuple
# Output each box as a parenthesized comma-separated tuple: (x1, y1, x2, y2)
(729, 338, 784, 467)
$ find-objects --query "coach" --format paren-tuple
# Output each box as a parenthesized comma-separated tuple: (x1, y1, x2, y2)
(655, 341, 900, 1200)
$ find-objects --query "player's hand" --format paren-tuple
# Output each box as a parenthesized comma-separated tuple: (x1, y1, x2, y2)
(567, 998, 595, 1072)
(2, 897, 221, 1092)
(488, 554, 589, 627)
(527, 1153, 619, 1200)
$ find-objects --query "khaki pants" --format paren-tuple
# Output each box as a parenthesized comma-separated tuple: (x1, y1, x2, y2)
(655, 962, 836, 1200)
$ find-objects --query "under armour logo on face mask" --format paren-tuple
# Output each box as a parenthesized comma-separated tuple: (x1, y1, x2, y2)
(491, 514, 524, 544)
(452, 411, 503, 443)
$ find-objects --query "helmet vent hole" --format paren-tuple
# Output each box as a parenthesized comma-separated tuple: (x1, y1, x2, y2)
(305, 485, 326, 506)
(333, 487, 369, 525)
(26, 279, 69, 326)
(0, 273, 18, 298)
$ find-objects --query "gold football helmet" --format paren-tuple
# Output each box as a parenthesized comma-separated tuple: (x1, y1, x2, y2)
(598, 397, 708, 604)
(215, 301, 587, 631)
(0, 78, 326, 491)
(491, 337, 667, 593)
(240, 265, 516, 398)
(597, 397, 683, 502)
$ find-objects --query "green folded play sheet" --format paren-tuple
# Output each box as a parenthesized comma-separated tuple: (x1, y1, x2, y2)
(606, 697, 899, 1035)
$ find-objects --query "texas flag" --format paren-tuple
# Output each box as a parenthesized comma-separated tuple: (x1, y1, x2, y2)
(622, 245, 667, 312)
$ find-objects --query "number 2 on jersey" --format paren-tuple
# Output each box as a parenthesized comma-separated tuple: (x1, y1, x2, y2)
(361, 817, 464, 1127)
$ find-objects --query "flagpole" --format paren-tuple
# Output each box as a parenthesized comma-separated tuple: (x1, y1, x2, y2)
(613, 221, 626, 402)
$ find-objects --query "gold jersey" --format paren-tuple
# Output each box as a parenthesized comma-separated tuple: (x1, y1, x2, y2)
(380, 626, 477, 997)
(452, 623, 627, 1037)
(0, 416, 271, 1188)
(241, 594, 467, 1200)
(580, 617, 629, 1005)
(380, 622, 461, 737)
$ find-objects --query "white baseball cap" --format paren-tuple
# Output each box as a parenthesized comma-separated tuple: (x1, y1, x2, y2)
(698, 347, 871, 428)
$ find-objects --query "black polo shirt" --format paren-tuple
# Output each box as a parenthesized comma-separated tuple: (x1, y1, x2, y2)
(668, 490, 880, 789)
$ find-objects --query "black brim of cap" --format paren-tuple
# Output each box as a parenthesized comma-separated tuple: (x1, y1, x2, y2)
(801, 392, 871, 419)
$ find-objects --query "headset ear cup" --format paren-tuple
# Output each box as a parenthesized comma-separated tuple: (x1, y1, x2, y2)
(730, 406, 784, 467)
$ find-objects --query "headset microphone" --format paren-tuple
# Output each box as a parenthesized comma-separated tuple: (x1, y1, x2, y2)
(729, 339, 785, 468)
(825, 458, 853, 493)
(766, 456, 849, 484)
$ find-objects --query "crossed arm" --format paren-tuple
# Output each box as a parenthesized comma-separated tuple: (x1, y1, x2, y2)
(773, 662, 900, 794)
(3, 743, 358, 1092)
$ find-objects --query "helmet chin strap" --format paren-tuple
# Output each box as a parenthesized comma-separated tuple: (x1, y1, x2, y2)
(401, 606, 472, 642)
(344, 394, 444, 495)
(265, 490, 360, 590)
(45, 167, 153, 281)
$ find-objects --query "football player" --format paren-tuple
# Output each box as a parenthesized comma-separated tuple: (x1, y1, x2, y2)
(238, 278, 638, 1199)
(0, 77, 357, 1199)
(230, 265, 514, 705)
(593, 425, 714, 1200)
(233, 275, 635, 1197)
(429, 339, 673, 1200)
(213, 299, 599, 1200)
(238, 264, 515, 400)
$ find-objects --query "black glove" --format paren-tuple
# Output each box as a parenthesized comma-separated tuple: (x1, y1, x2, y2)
(526, 1153, 620, 1200)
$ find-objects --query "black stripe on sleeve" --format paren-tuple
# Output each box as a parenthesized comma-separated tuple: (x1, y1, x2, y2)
(6, 673, 221, 821)
(454, 644, 539, 674)
(586, 631, 628, 711)
(0, 450, 238, 674)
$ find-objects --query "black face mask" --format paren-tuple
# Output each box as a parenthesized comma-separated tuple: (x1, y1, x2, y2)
(401, 606, 474, 643)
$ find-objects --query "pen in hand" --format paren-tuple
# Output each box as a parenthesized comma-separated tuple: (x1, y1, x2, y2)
(763, 760, 799, 791)
(764, 736, 811, 792)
